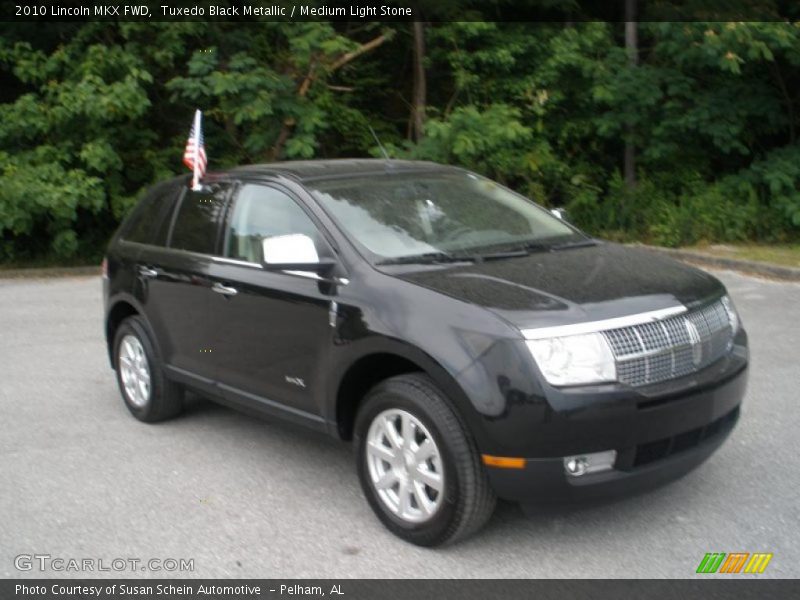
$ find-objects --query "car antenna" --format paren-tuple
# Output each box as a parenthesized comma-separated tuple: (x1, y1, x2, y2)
(367, 125, 391, 161)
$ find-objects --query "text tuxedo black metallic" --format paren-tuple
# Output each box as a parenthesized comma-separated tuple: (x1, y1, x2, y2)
(103, 160, 748, 546)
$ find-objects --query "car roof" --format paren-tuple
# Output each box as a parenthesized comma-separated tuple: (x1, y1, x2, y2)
(227, 159, 458, 183)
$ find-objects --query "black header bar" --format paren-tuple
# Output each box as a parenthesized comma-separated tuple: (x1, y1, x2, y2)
(0, 0, 798, 23)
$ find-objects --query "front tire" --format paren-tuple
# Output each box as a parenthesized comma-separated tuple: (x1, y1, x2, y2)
(354, 373, 496, 546)
(113, 316, 183, 423)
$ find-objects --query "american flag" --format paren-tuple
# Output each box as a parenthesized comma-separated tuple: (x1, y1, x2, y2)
(183, 109, 207, 190)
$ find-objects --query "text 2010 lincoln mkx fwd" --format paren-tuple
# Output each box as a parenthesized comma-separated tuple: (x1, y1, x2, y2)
(103, 160, 748, 546)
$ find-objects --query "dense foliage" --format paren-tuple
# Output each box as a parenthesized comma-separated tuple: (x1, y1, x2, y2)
(1, 15, 800, 262)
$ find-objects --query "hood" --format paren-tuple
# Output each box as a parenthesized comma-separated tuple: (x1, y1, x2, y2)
(392, 243, 724, 331)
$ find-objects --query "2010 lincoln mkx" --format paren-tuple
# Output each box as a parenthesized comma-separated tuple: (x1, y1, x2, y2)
(103, 160, 748, 546)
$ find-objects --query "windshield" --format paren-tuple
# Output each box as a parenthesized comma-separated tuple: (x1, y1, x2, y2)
(309, 170, 585, 262)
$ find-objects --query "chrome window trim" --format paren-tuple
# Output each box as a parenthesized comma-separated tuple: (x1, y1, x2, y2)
(121, 240, 217, 262)
(281, 270, 350, 285)
(521, 305, 688, 340)
(211, 255, 261, 268)
(121, 241, 349, 285)
(213, 254, 349, 285)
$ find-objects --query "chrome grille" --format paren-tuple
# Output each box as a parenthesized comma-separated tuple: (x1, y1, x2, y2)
(602, 299, 733, 387)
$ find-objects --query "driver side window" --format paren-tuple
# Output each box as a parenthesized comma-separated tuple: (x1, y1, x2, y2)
(225, 184, 321, 263)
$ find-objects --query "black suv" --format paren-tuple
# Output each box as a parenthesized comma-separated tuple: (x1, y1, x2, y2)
(104, 160, 748, 546)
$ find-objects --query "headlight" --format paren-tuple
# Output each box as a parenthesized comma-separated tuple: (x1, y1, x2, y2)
(720, 294, 740, 333)
(526, 332, 617, 386)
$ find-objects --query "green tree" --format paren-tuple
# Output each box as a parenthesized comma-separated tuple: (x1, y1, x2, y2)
(2, 15, 800, 263)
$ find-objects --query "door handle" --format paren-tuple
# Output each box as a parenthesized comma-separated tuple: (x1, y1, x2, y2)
(212, 282, 238, 296)
(138, 266, 158, 278)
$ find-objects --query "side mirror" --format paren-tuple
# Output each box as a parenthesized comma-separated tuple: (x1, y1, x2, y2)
(550, 207, 569, 221)
(261, 234, 335, 273)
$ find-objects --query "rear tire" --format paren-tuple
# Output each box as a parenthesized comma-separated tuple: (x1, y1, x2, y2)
(354, 373, 496, 546)
(113, 316, 183, 423)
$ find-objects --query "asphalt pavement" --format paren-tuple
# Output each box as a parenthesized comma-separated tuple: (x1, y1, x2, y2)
(1, 269, 798, 578)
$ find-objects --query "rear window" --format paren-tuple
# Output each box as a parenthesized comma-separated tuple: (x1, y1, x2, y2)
(122, 179, 183, 246)
(169, 183, 232, 255)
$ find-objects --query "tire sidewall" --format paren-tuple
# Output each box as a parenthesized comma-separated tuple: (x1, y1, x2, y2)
(113, 317, 161, 421)
(354, 384, 462, 546)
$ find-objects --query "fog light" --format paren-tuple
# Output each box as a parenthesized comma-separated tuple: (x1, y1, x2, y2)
(563, 450, 617, 477)
(565, 456, 588, 476)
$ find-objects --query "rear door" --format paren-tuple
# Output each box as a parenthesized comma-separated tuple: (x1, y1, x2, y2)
(110, 181, 179, 311)
(207, 181, 338, 422)
(137, 181, 233, 387)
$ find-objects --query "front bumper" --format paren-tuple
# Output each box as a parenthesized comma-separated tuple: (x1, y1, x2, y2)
(479, 334, 748, 503)
(487, 404, 739, 503)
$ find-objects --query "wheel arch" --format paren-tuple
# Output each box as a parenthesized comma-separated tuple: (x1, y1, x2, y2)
(330, 341, 480, 444)
(105, 294, 156, 368)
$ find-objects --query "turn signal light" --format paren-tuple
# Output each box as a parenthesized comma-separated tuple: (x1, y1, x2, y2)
(482, 455, 526, 469)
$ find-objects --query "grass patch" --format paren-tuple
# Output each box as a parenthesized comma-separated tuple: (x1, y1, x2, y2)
(687, 243, 800, 268)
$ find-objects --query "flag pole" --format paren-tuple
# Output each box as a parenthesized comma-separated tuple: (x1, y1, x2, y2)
(192, 109, 202, 191)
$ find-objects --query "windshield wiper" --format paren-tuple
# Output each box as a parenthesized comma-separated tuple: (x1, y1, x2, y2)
(473, 249, 530, 261)
(549, 238, 598, 250)
(376, 251, 474, 266)
(506, 238, 596, 254)
(483, 241, 552, 255)
(377, 238, 596, 266)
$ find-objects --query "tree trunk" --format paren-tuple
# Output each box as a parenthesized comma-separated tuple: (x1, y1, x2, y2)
(409, 21, 427, 142)
(624, 0, 638, 189)
(268, 33, 390, 160)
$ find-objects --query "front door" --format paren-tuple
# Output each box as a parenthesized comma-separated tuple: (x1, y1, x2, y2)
(208, 182, 337, 420)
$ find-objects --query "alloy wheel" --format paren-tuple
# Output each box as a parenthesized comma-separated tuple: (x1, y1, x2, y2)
(365, 408, 445, 524)
(118, 334, 151, 408)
